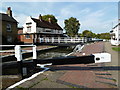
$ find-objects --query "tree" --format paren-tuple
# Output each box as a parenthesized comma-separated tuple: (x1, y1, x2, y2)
(64, 17, 80, 37)
(82, 30, 93, 37)
(97, 33, 110, 40)
(42, 14, 57, 23)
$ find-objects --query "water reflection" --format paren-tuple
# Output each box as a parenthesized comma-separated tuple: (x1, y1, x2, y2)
(38, 47, 73, 59)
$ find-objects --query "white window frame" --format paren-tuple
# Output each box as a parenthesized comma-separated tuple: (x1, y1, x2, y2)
(27, 26, 31, 32)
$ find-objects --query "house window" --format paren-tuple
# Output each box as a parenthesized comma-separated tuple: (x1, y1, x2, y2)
(26, 22, 32, 25)
(25, 35, 30, 39)
(6, 24, 11, 32)
(7, 36, 12, 43)
(27, 26, 31, 32)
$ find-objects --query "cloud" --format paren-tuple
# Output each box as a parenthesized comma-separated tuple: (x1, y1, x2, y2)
(14, 14, 28, 27)
(78, 8, 117, 33)
(79, 8, 91, 14)
(1, 2, 118, 34)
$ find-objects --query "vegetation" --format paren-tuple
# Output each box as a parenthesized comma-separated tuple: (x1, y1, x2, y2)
(42, 14, 57, 23)
(80, 30, 96, 38)
(96, 33, 110, 40)
(112, 47, 120, 51)
(78, 30, 110, 40)
(64, 17, 80, 37)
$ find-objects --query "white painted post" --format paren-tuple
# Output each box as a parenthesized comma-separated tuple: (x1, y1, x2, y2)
(15, 45, 22, 61)
(39, 38, 41, 43)
(33, 45, 37, 59)
(71, 37, 73, 43)
(74, 38, 75, 43)
(58, 37, 60, 43)
(52, 37, 54, 43)
(48, 37, 50, 42)
(93, 53, 111, 63)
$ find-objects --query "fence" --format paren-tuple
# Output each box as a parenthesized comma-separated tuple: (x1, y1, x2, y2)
(37, 37, 87, 43)
(0, 45, 37, 61)
(1, 45, 37, 78)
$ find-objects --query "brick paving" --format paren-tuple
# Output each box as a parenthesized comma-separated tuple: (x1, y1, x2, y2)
(73, 42, 104, 56)
(57, 42, 118, 88)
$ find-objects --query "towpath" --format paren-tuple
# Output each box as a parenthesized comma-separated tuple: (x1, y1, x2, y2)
(12, 42, 119, 89)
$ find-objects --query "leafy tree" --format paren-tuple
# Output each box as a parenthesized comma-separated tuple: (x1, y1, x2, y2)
(97, 33, 110, 40)
(92, 33, 97, 38)
(64, 17, 80, 37)
(42, 14, 57, 23)
(78, 33, 82, 37)
(82, 30, 93, 37)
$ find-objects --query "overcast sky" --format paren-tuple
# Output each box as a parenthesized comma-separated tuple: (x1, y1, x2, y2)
(0, 1, 119, 33)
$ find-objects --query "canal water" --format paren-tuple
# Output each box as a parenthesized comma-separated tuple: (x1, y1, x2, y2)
(37, 46, 73, 59)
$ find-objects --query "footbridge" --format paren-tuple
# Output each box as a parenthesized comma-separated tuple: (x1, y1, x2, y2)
(34, 37, 89, 46)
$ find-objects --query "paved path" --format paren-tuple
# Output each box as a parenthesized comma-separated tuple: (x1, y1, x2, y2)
(57, 42, 118, 88)
(73, 42, 104, 56)
(6, 42, 119, 89)
(104, 42, 120, 88)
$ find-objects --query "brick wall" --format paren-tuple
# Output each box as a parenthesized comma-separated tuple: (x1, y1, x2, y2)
(2, 21, 17, 45)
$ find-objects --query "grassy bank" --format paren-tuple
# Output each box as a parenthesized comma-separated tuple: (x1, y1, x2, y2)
(112, 47, 120, 51)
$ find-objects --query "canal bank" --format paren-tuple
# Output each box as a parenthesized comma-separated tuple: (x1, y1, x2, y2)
(1, 45, 58, 89)
(1, 45, 74, 89)
(6, 41, 119, 89)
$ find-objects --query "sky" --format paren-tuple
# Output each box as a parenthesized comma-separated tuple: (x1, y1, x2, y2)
(0, 1, 119, 34)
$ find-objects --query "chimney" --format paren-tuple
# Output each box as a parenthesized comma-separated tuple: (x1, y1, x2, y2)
(6, 7, 12, 17)
(39, 14, 42, 21)
(48, 18, 52, 23)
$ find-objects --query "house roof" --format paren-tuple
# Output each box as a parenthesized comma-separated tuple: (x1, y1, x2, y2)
(31, 18, 63, 30)
(112, 23, 120, 29)
(0, 13, 17, 23)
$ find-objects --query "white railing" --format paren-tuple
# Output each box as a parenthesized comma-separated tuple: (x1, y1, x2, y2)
(38, 37, 87, 43)
(0, 45, 37, 61)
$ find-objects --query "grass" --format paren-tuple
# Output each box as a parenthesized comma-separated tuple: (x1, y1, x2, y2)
(112, 47, 120, 51)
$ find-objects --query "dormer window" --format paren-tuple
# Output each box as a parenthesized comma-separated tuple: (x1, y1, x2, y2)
(6, 24, 11, 32)
(26, 22, 32, 25)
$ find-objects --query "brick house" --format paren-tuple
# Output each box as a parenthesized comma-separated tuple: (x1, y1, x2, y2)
(19, 15, 63, 44)
(0, 7, 18, 45)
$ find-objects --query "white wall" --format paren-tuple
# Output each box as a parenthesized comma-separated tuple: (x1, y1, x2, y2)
(111, 24, 120, 45)
(36, 27, 63, 34)
(23, 16, 63, 35)
(23, 16, 36, 34)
